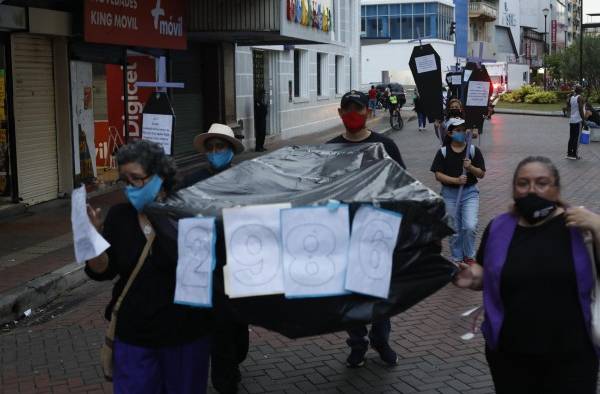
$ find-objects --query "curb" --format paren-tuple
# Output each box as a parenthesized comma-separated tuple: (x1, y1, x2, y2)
(0, 262, 87, 325)
(495, 108, 565, 117)
(0, 203, 27, 221)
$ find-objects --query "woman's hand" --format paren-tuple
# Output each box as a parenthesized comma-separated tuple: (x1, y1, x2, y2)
(566, 206, 600, 234)
(453, 262, 483, 290)
(87, 204, 103, 231)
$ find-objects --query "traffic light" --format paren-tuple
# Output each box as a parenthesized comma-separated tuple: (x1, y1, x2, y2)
(449, 21, 456, 36)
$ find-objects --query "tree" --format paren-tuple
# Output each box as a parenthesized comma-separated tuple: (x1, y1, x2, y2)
(543, 53, 562, 81)
(558, 36, 600, 90)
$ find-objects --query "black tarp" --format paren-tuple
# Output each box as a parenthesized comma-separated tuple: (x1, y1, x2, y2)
(146, 143, 456, 338)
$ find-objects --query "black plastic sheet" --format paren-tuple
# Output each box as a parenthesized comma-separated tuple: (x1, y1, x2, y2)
(147, 143, 455, 338)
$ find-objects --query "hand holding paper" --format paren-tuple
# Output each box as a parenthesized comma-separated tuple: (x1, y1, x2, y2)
(71, 186, 110, 264)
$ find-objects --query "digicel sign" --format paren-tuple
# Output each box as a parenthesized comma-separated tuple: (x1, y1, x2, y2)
(84, 0, 187, 50)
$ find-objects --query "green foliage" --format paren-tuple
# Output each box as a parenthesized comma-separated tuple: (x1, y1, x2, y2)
(544, 53, 562, 80)
(500, 84, 545, 103)
(556, 36, 600, 90)
(588, 90, 600, 104)
(552, 90, 570, 102)
(524, 91, 558, 104)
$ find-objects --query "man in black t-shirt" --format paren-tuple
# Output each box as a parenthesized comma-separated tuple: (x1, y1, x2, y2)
(430, 117, 485, 266)
(328, 90, 406, 169)
(328, 90, 405, 369)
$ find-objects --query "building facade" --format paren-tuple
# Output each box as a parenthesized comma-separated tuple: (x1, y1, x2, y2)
(359, 0, 457, 87)
(235, 0, 362, 143)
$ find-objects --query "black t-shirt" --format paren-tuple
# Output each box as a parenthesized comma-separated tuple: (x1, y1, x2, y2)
(477, 214, 592, 355)
(84, 203, 211, 348)
(430, 145, 485, 188)
(327, 131, 406, 169)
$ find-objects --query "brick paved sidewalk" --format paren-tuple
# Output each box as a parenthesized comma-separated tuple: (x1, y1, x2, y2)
(0, 116, 394, 304)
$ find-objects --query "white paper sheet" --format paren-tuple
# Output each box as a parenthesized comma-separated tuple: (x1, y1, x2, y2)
(463, 69, 473, 82)
(174, 217, 216, 308)
(142, 113, 173, 155)
(223, 204, 290, 298)
(71, 186, 110, 264)
(451, 75, 462, 86)
(281, 205, 350, 298)
(415, 54, 437, 74)
(466, 81, 490, 107)
(345, 206, 402, 299)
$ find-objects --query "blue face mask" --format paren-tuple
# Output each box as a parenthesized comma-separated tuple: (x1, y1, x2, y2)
(125, 175, 163, 212)
(451, 132, 466, 143)
(207, 148, 234, 170)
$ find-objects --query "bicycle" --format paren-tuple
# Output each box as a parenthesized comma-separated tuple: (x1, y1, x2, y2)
(389, 106, 404, 130)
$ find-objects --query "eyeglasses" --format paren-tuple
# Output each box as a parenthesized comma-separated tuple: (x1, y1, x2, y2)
(117, 174, 151, 188)
(515, 178, 556, 193)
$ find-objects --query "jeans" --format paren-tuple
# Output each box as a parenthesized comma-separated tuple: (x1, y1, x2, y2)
(441, 185, 480, 262)
(113, 337, 210, 394)
(417, 112, 427, 128)
(346, 318, 391, 352)
(368, 99, 377, 115)
(568, 122, 581, 157)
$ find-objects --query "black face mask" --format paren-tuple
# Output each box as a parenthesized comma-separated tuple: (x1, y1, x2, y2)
(514, 193, 558, 224)
(448, 109, 463, 118)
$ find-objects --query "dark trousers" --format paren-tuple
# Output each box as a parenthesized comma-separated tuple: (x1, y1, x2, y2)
(255, 119, 266, 150)
(417, 112, 427, 128)
(485, 347, 598, 394)
(568, 122, 581, 157)
(346, 318, 391, 352)
(113, 337, 210, 394)
(210, 318, 249, 394)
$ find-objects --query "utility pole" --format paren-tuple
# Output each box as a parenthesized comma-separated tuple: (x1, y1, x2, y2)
(579, 0, 584, 85)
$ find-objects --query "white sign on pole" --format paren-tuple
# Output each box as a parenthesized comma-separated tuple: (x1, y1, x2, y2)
(345, 206, 402, 299)
(451, 75, 462, 86)
(466, 81, 491, 107)
(174, 217, 216, 308)
(415, 54, 437, 74)
(142, 113, 173, 154)
(223, 204, 290, 298)
(281, 205, 350, 298)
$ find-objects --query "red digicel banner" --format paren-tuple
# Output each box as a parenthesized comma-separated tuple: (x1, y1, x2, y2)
(84, 0, 187, 50)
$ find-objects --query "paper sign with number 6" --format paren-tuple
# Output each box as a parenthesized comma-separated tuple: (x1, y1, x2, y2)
(345, 205, 402, 299)
(223, 204, 289, 298)
(281, 205, 350, 298)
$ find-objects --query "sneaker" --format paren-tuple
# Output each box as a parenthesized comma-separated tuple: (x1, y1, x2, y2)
(346, 348, 367, 368)
(566, 155, 577, 160)
(372, 343, 398, 366)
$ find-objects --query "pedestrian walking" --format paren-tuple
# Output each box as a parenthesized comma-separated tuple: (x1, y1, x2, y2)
(368, 85, 377, 117)
(254, 88, 268, 152)
(328, 90, 405, 367)
(566, 85, 588, 160)
(430, 117, 485, 265)
(85, 140, 212, 394)
(189, 124, 248, 394)
(454, 156, 600, 394)
(413, 90, 427, 131)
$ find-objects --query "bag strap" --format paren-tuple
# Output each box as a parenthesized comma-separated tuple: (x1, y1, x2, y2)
(105, 215, 155, 343)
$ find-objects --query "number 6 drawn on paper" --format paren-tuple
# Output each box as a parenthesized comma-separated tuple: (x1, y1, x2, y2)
(230, 224, 280, 286)
(286, 224, 336, 287)
(359, 219, 396, 280)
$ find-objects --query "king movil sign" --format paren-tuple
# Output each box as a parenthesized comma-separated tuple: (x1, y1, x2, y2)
(84, 0, 187, 50)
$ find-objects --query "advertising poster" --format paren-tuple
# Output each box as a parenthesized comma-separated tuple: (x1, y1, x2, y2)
(70, 61, 96, 180)
(0, 69, 9, 195)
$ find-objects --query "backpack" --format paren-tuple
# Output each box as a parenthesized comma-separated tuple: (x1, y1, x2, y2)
(440, 145, 475, 159)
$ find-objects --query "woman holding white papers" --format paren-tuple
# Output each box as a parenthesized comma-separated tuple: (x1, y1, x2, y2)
(85, 140, 212, 394)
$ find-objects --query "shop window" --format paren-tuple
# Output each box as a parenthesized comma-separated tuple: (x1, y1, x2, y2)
(335, 55, 344, 95)
(366, 17, 377, 37)
(401, 15, 412, 39)
(390, 16, 401, 39)
(317, 53, 328, 97)
(293, 49, 308, 98)
(378, 16, 389, 37)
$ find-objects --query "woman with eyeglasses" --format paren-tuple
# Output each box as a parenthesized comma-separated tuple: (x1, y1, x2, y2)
(85, 140, 212, 394)
(454, 156, 600, 394)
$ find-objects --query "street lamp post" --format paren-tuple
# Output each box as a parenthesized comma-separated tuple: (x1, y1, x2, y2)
(543, 7, 549, 90)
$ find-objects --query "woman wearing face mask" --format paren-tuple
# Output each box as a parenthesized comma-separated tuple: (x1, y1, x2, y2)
(440, 99, 479, 145)
(85, 140, 212, 393)
(454, 156, 600, 394)
(431, 117, 485, 266)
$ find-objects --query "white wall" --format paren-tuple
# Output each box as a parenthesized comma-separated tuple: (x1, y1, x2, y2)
(361, 40, 456, 86)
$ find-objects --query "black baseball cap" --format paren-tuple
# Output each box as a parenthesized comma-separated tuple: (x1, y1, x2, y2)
(340, 90, 369, 109)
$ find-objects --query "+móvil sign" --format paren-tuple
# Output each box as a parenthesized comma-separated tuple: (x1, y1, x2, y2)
(286, 0, 333, 33)
(84, 0, 187, 50)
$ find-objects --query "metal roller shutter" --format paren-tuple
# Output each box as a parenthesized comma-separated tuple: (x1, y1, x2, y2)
(171, 48, 203, 159)
(11, 34, 58, 204)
